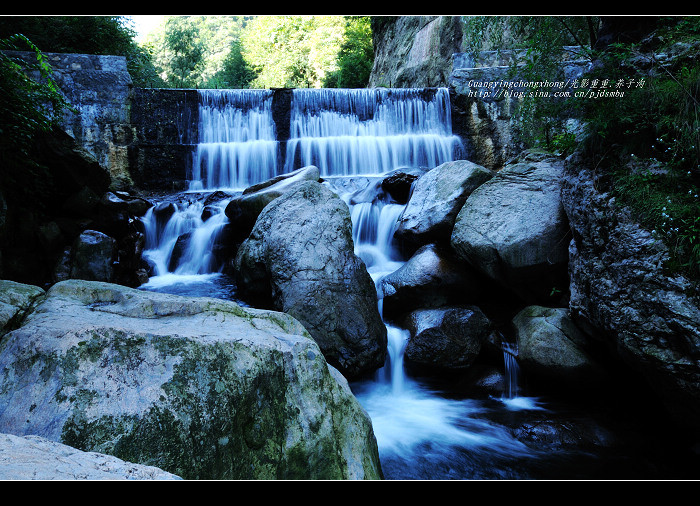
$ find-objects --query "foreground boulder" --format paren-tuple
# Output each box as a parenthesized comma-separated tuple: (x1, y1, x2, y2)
(451, 151, 570, 302)
(561, 154, 700, 432)
(0, 279, 382, 480)
(235, 181, 387, 379)
(0, 433, 181, 480)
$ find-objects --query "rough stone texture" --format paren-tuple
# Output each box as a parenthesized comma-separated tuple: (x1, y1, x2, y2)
(450, 150, 570, 302)
(0, 279, 383, 480)
(396, 159, 494, 248)
(5, 51, 134, 190)
(0, 433, 181, 480)
(513, 306, 607, 388)
(369, 16, 464, 88)
(449, 47, 591, 171)
(403, 306, 491, 373)
(379, 243, 481, 320)
(235, 181, 387, 379)
(0, 280, 45, 336)
(561, 156, 700, 431)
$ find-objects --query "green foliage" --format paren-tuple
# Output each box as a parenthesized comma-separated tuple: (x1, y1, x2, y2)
(0, 33, 72, 155)
(581, 17, 700, 278)
(240, 16, 347, 89)
(323, 17, 373, 88)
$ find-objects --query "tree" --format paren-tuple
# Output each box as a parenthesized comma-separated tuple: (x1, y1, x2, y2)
(240, 16, 346, 89)
(323, 16, 373, 88)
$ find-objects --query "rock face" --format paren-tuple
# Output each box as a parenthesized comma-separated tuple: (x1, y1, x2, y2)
(0, 279, 383, 480)
(513, 306, 606, 388)
(0, 433, 181, 480)
(451, 151, 570, 302)
(369, 16, 464, 88)
(396, 159, 494, 248)
(561, 157, 700, 431)
(235, 181, 387, 379)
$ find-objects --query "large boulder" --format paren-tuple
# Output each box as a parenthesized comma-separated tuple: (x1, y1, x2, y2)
(69, 229, 117, 282)
(513, 306, 607, 389)
(561, 155, 700, 432)
(0, 433, 181, 480)
(235, 181, 387, 379)
(450, 151, 570, 302)
(403, 306, 492, 374)
(0, 279, 383, 480)
(395, 159, 494, 248)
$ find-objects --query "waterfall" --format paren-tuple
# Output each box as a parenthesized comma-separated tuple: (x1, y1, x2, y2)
(139, 196, 232, 294)
(502, 341, 521, 399)
(189, 89, 278, 190)
(285, 88, 462, 176)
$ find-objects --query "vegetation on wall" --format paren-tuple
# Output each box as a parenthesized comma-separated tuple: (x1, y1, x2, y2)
(580, 17, 700, 278)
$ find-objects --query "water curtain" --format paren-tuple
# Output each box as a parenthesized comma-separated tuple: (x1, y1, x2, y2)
(285, 88, 462, 176)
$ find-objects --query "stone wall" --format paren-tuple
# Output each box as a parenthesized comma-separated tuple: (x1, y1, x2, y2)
(128, 88, 199, 191)
(4, 51, 135, 190)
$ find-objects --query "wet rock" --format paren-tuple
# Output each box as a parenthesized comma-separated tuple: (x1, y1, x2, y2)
(379, 243, 481, 320)
(404, 306, 492, 373)
(225, 165, 320, 236)
(513, 306, 607, 389)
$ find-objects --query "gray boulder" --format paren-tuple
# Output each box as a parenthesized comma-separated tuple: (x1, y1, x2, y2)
(404, 306, 492, 373)
(513, 306, 605, 388)
(396, 159, 494, 247)
(70, 229, 117, 282)
(225, 165, 320, 234)
(0, 433, 181, 480)
(0, 279, 382, 480)
(379, 243, 481, 319)
(450, 151, 569, 301)
(235, 181, 387, 379)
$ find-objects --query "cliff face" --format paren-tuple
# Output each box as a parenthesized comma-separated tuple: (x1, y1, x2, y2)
(369, 16, 464, 88)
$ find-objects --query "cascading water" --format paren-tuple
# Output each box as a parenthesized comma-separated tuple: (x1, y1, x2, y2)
(190, 89, 278, 190)
(286, 88, 462, 176)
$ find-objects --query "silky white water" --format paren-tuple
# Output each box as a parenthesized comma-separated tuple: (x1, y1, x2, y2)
(189, 89, 278, 191)
(334, 179, 538, 478)
(285, 88, 463, 176)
